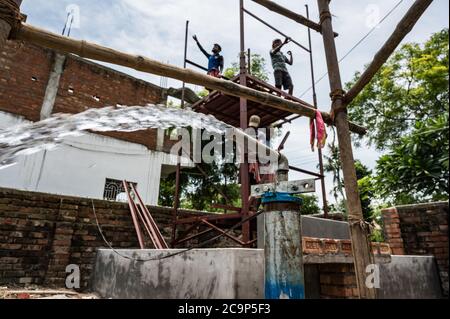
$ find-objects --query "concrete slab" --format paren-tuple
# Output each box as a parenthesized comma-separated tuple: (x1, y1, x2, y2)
(91, 249, 264, 299)
(92, 250, 442, 299)
(379, 256, 443, 299)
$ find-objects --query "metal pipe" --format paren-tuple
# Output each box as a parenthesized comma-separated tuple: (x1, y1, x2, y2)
(186, 59, 230, 80)
(306, 4, 329, 217)
(172, 148, 182, 244)
(123, 181, 145, 249)
(181, 20, 189, 109)
(263, 200, 305, 299)
(288, 165, 323, 178)
(239, 0, 251, 244)
(186, 59, 208, 72)
(247, 48, 251, 75)
(243, 8, 310, 53)
(262, 154, 305, 299)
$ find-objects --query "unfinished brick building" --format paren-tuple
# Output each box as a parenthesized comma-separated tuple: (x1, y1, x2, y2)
(0, 40, 182, 205)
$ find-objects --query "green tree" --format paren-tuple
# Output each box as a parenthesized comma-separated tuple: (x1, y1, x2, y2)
(375, 113, 449, 204)
(323, 129, 346, 204)
(323, 129, 376, 220)
(347, 29, 449, 150)
(223, 53, 269, 82)
(346, 29, 449, 204)
(355, 161, 376, 221)
(297, 194, 321, 215)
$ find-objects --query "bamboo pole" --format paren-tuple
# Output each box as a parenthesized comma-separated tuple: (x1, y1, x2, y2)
(345, 0, 434, 105)
(11, 23, 366, 134)
(251, 0, 338, 37)
(0, 0, 23, 48)
(317, 0, 376, 299)
(251, 0, 321, 33)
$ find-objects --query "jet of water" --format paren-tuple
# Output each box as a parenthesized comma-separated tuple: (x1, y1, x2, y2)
(0, 105, 231, 169)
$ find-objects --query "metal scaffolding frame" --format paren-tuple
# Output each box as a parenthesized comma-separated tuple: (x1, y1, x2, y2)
(171, 1, 330, 248)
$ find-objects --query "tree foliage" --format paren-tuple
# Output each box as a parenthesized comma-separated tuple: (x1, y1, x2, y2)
(347, 29, 449, 150)
(296, 194, 321, 215)
(375, 113, 449, 204)
(345, 29, 449, 205)
(223, 53, 269, 82)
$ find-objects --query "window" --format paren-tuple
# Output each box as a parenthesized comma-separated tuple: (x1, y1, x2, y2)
(103, 178, 137, 201)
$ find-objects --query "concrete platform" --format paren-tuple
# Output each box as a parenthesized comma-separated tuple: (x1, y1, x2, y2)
(91, 249, 264, 299)
(92, 249, 442, 299)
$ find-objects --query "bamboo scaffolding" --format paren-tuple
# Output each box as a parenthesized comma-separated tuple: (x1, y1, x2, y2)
(318, 0, 376, 299)
(345, 0, 434, 105)
(10, 23, 366, 135)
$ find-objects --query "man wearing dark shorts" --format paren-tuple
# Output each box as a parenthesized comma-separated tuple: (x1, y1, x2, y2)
(270, 38, 294, 95)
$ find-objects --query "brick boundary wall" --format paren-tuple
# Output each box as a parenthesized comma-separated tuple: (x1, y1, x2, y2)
(382, 202, 449, 297)
(318, 264, 359, 299)
(1, 187, 394, 298)
(0, 187, 199, 290)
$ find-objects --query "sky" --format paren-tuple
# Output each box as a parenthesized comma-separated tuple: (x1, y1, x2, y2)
(20, 0, 449, 207)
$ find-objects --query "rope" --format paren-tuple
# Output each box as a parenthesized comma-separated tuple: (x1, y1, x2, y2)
(91, 199, 264, 263)
(319, 10, 332, 26)
(0, 0, 23, 34)
(329, 89, 347, 122)
(348, 216, 376, 263)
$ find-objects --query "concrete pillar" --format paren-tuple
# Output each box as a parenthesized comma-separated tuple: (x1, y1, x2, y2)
(40, 53, 66, 120)
(263, 198, 305, 299)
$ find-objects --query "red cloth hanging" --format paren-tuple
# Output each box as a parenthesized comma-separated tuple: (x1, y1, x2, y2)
(310, 110, 327, 152)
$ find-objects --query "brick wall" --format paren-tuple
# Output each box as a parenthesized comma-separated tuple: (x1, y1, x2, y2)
(0, 41, 175, 152)
(318, 264, 359, 299)
(0, 187, 176, 290)
(382, 202, 449, 297)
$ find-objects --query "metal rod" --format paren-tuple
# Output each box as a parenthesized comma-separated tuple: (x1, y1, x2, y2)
(306, 4, 329, 217)
(172, 149, 182, 244)
(201, 220, 247, 246)
(239, 0, 251, 244)
(175, 227, 215, 245)
(123, 181, 145, 249)
(135, 203, 159, 247)
(186, 59, 208, 71)
(186, 59, 230, 80)
(289, 165, 323, 178)
(181, 20, 189, 109)
(243, 8, 310, 53)
(277, 131, 291, 151)
(131, 183, 168, 249)
(247, 48, 251, 75)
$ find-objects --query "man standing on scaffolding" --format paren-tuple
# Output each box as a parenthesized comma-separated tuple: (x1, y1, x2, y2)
(193, 35, 224, 78)
(270, 37, 294, 96)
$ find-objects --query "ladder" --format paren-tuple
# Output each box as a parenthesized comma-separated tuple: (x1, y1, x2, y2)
(123, 180, 169, 249)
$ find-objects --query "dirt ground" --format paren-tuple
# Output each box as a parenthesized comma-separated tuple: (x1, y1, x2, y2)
(0, 285, 99, 299)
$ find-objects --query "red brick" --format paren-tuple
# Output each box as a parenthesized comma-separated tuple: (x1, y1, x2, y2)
(303, 237, 322, 254)
(323, 239, 339, 254)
